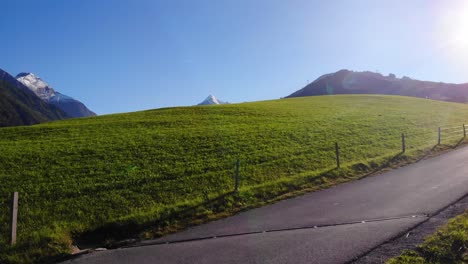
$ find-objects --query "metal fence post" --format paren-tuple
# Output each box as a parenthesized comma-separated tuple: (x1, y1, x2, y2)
(402, 133, 406, 153)
(10, 192, 18, 245)
(234, 159, 240, 192)
(438, 127, 441, 145)
(335, 142, 340, 168)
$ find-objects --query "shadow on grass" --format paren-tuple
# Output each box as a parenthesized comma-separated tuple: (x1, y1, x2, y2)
(75, 191, 237, 249)
(420, 137, 466, 160)
(452, 137, 465, 148)
(349, 145, 436, 180)
(414, 145, 439, 163)
(345, 152, 407, 180)
(361, 137, 466, 178)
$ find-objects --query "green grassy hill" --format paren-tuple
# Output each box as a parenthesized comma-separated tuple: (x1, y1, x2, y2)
(1, 95, 468, 263)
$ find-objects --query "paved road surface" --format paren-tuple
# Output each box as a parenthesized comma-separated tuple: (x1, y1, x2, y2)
(62, 146, 468, 264)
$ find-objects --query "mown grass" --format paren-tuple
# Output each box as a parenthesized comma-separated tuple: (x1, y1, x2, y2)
(1, 95, 468, 263)
(387, 211, 468, 264)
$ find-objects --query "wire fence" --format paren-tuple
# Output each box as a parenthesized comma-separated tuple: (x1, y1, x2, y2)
(1, 123, 468, 246)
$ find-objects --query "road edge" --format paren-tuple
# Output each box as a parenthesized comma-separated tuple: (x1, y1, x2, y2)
(350, 193, 468, 263)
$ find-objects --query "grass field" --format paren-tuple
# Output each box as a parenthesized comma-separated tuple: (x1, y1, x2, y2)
(388, 211, 468, 264)
(1, 95, 468, 263)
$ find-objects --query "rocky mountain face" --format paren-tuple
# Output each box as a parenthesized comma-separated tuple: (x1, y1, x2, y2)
(286, 69, 468, 103)
(0, 68, 68, 127)
(198, 95, 228, 105)
(16, 73, 96, 118)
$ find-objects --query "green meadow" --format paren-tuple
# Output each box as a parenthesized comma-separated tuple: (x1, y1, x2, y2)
(1, 95, 468, 263)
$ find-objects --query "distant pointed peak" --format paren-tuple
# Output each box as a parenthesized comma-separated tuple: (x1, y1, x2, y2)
(198, 95, 228, 105)
(206, 95, 219, 103)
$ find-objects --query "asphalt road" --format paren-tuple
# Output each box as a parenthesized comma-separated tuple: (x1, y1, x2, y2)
(62, 146, 468, 264)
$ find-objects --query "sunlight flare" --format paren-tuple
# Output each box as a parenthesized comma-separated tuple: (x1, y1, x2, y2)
(437, 1, 468, 58)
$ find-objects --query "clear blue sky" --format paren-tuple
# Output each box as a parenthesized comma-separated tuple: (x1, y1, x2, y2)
(2, 0, 468, 115)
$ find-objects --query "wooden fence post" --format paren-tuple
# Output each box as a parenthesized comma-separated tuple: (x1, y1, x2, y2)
(401, 133, 406, 153)
(464, 124, 466, 138)
(234, 160, 240, 193)
(335, 142, 340, 168)
(10, 192, 18, 245)
(438, 127, 441, 145)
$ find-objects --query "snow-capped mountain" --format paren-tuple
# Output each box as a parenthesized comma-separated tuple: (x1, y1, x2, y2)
(198, 95, 228, 105)
(16, 73, 96, 117)
(16, 73, 55, 101)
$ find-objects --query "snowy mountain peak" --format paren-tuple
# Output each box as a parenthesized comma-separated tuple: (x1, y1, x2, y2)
(198, 95, 228, 105)
(15, 72, 96, 117)
(16, 72, 56, 101)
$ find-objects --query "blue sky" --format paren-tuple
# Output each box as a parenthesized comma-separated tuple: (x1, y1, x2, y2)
(2, 0, 468, 115)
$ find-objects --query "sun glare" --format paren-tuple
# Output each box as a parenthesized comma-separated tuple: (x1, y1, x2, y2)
(437, 1, 468, 59)
(449, 9, 468, 46)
